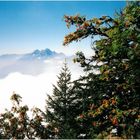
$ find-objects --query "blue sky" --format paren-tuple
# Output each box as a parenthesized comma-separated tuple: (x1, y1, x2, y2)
(0, 1, 126, 55)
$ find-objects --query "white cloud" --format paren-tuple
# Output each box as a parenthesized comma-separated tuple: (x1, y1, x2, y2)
(0, 72, 56, 112)
(0, 50, 83, 112)
(0, 62, 83, 112)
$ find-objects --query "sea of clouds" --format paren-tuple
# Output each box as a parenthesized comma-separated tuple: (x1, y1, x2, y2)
(0, 54, 83, 112)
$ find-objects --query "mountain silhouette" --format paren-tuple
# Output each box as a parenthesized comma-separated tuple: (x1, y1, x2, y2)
(0, 48, 65, 78)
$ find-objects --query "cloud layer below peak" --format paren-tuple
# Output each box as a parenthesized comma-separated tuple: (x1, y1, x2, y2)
(0, 49, 83, 112)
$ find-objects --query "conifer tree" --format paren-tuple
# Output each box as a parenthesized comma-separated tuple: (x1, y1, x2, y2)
(0, 93, 51, 139)
(46, 62, 80, 138)
(0, 93, 30, 139)
(63, 1, 140, 138)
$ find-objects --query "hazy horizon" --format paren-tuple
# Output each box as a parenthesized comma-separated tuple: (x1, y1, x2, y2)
(0, 1, 126, 111)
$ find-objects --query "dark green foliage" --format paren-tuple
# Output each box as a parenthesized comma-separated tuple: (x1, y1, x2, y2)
(63, 1, 140, 139)
(46, 62, 80, 138)
(0, 2, 139, 139)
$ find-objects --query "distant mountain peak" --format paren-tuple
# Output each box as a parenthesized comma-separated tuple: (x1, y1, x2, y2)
(18, 48, 65, 61)
(0, 48, 65, 62)
(31, 48, 59, 58)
